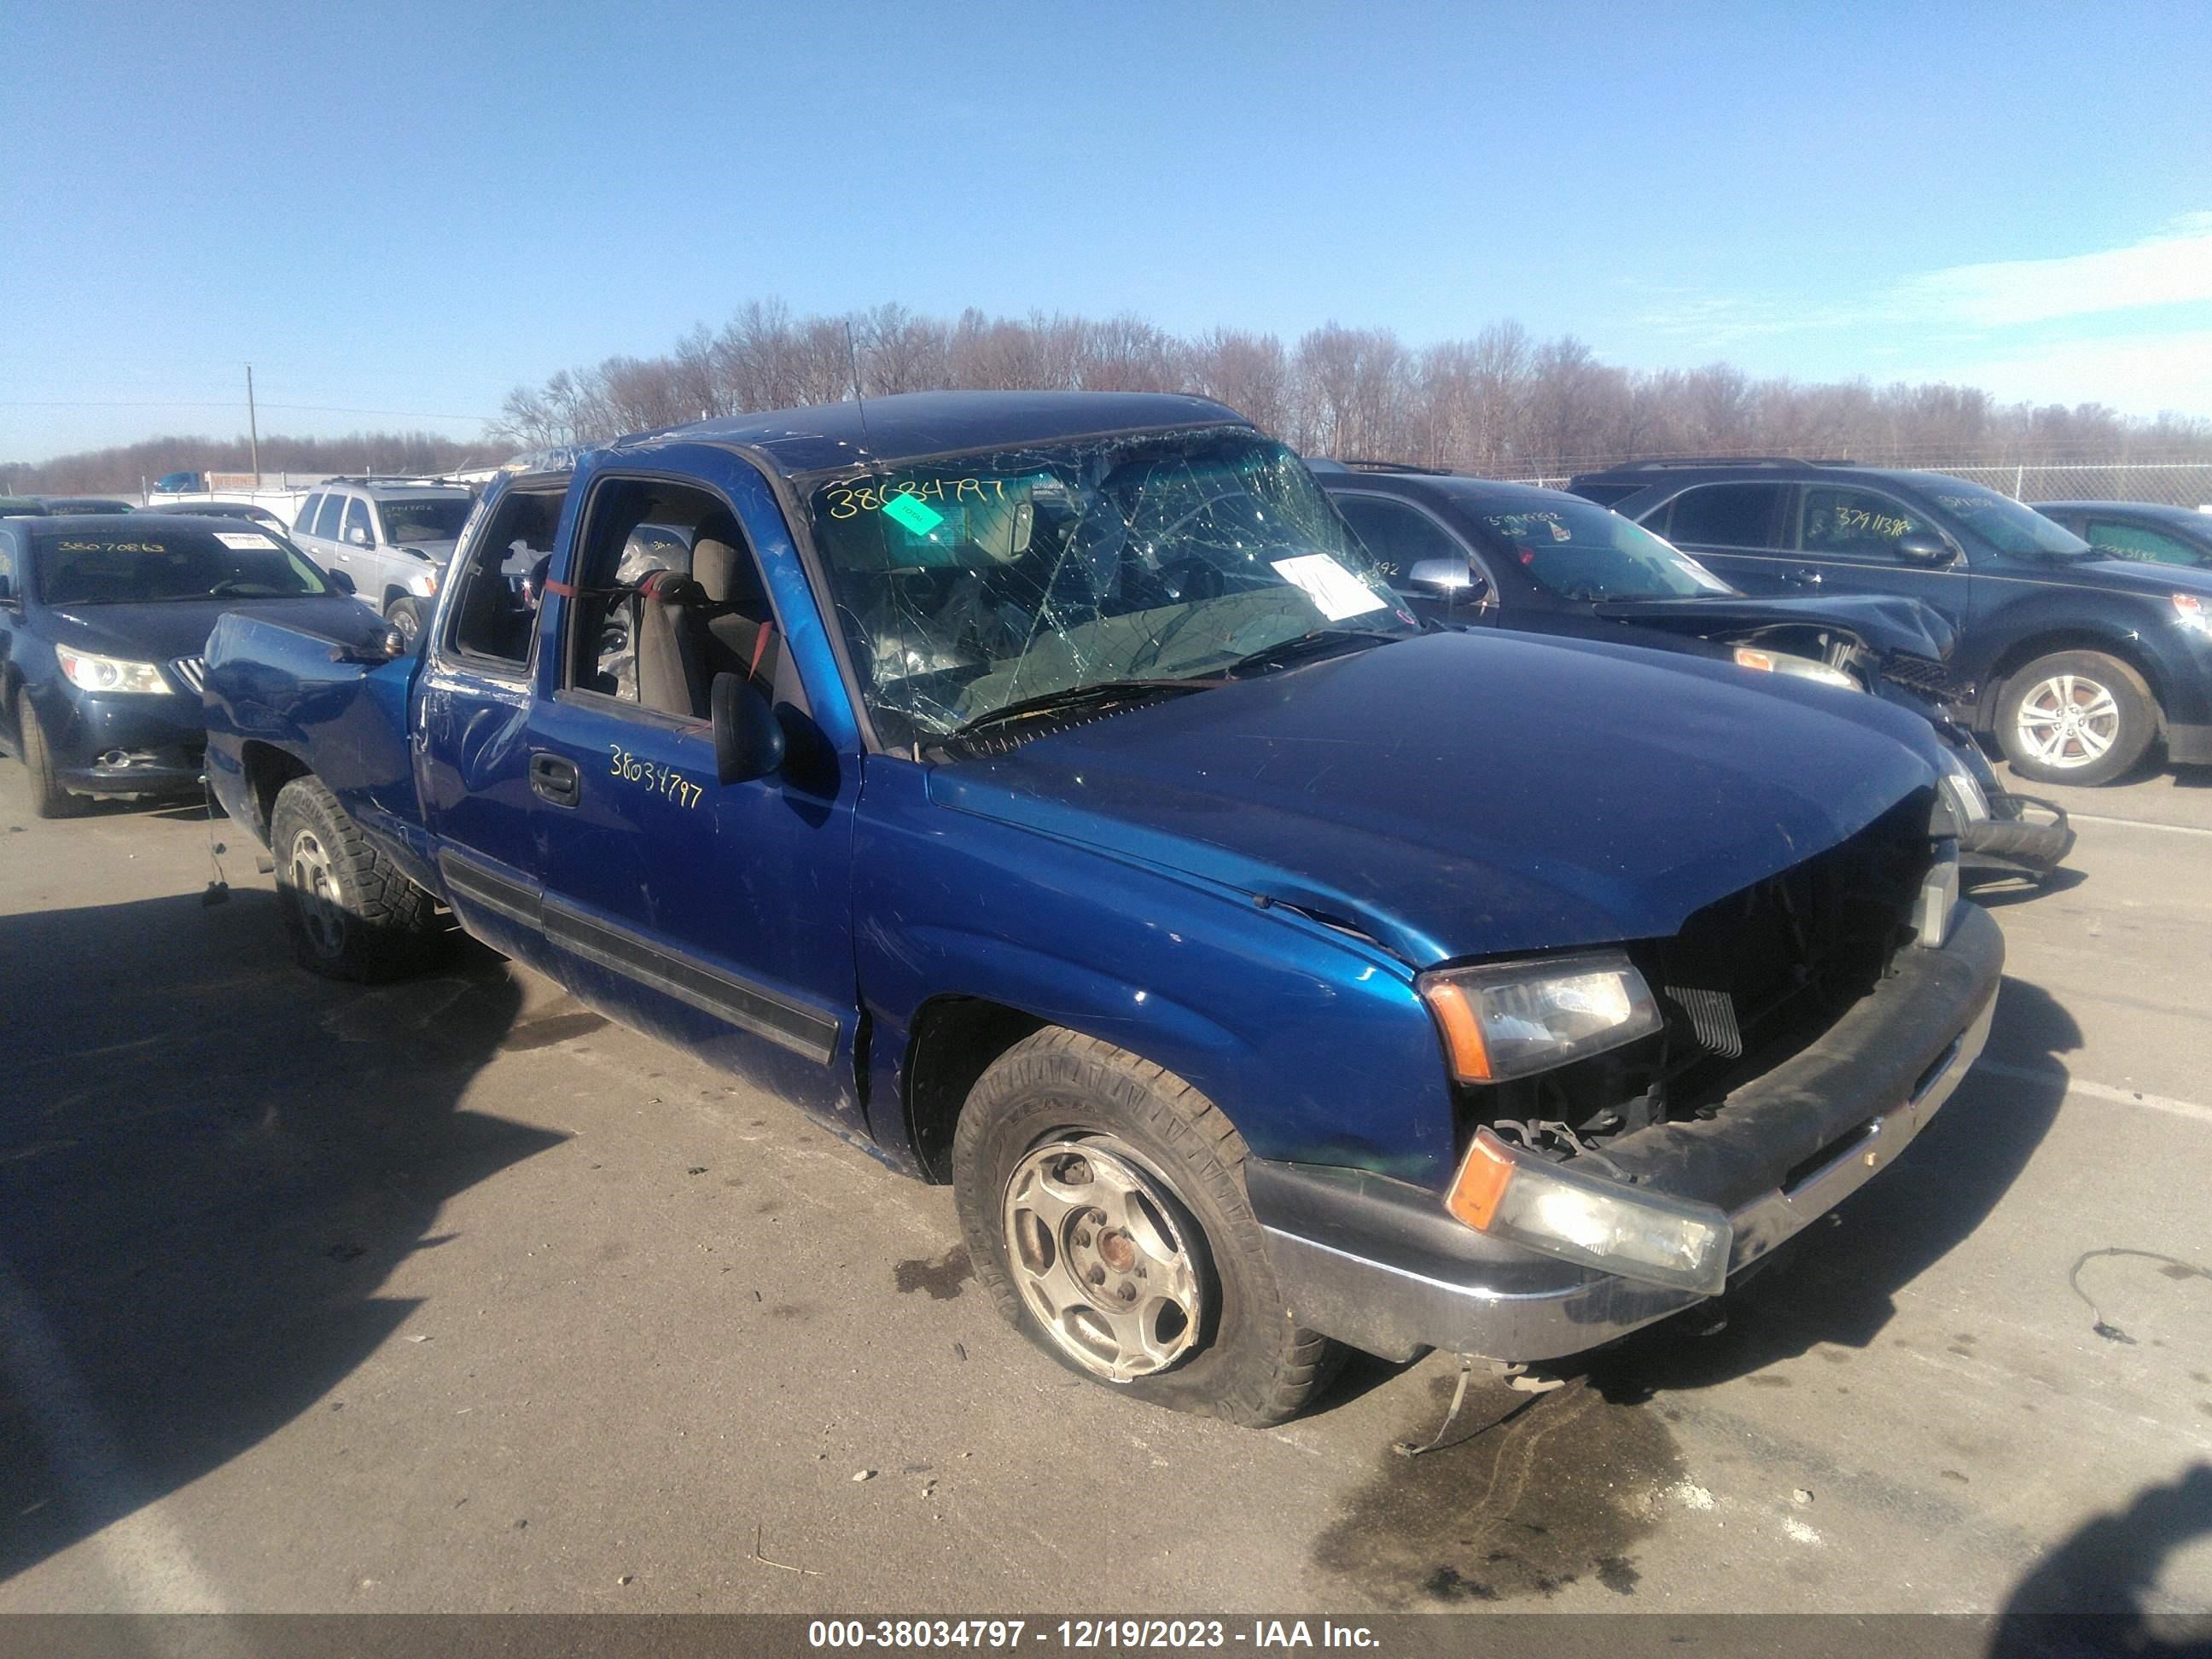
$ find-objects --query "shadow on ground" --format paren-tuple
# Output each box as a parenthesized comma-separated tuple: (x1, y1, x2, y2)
(1989, 1464, 2212, 1655)
(1581, 972, 2078, 1400)
(0, 888, 561, 1584)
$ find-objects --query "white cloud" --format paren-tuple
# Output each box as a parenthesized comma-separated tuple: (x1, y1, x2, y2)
(1895, 213, 2212, 328)
(1937, 328, 2212, 419)
(1629, 213, 2212, 347)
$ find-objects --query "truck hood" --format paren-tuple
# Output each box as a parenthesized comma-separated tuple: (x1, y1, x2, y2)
(928, 630, 1941, 964)
(40, 595, 387, 664)
(1589, 593, 1956, 661)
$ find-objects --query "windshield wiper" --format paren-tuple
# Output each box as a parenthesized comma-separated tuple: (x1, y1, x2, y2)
(928, 678, 1217, 757)
(1223, 627, 1402, 680)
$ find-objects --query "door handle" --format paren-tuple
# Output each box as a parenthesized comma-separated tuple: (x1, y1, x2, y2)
(529, 752, 580, 807)
(1783, 568, 1825, 587)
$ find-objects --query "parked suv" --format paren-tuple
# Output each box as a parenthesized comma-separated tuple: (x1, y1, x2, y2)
(1570, 459, 2212, 785)
(288, 477, 475, 644)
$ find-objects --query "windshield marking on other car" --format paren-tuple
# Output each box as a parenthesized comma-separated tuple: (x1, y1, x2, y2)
(32, 528, 330, 605)
(1466, 498, 1737, 601)
(1924, 482, 2092, 557)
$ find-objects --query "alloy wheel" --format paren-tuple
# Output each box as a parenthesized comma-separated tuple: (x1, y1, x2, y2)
(1001, 1134, 1206, 1382)
(2014, 672, 2120, 770)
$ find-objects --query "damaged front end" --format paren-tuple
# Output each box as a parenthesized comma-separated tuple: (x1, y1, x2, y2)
(1247, 786, 2005, 1365)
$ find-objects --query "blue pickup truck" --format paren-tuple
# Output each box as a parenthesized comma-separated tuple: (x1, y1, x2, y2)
(203, 393, 2004, 1425)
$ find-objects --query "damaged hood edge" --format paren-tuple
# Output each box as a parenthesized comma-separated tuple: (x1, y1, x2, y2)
(927, 631, 1945, 968)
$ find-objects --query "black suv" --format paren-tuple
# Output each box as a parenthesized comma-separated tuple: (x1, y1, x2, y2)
(1571, 459, 2212, 785)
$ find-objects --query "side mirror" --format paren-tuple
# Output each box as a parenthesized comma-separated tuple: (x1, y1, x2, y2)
(712, 671, 785, 785)
(1895, 533, 1958, 566)
(326, 567, 357, 595)
(1406, 557, 1490, 604)
(346, 526, 373, 549)
(329, 624, 409, 667)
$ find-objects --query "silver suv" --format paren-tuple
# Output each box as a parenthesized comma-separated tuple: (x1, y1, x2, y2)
(289, 477, 476, 643)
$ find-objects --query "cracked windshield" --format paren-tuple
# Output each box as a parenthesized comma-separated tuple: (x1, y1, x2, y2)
(807, 428, 1418, 747)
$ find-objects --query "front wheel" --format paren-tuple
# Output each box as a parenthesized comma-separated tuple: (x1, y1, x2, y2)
(15, 700, 84, 819)
(1995, 649, 2157, 787)
(269, 775, 442, 981)
(385, 597, 428, 648)
(953, 1028, 1341, 1426)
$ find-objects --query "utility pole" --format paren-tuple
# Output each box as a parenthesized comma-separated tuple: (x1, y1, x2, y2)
(246, 363, 262, 486)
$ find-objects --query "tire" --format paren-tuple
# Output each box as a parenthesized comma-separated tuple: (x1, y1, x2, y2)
(385, 597, 427, 648)
(269, 775, 441, 981)
(15, 699, 84, 819)
(952, 1027, 1342, 1427)
(1994, 649, 2157, 787)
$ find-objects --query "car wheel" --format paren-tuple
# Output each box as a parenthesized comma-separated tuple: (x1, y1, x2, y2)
(1995, 650, 2157, 787)
(952, 1027, 1342, 1427)
(15, 700, 84, 818)
(269, 775, 442, 981)
(385, 597, 427, 647)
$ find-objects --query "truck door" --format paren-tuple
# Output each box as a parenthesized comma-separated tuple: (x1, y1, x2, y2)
(521, 469, 864, 1132)
(414, 478, 569, 975)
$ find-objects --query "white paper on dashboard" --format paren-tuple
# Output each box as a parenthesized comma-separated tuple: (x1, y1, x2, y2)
(1270, 554, 1388, 621)
(215, 533, 278, 550)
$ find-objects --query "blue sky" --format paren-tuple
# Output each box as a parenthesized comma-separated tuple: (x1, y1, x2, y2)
(8, 0, 2210, 458)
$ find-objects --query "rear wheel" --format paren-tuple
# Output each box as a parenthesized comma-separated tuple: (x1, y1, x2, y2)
(953, 1028, 1341, 1426)
(1995, 649, 2157, 786)
(269, 775, 441, 981)
(15, 700, 84, 819)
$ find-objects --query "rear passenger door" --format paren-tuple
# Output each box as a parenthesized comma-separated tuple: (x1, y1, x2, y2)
(416, 480, 567, 975)
(1645, 482, 1795, 594)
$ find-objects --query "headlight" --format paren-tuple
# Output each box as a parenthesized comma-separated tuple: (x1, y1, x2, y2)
(2173, 593, 2212, 638)
(1732, 645, 1860, 690)
(1936, 744, 1990, 824)
(1418, 951, 1663, 1083)
(1445, 1127, 1732, 1295)
(407, 568, 441, 598)
(55, 644, 172, 695)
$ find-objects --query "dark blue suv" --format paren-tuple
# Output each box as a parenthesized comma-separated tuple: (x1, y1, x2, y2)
(1572, 460, 2212, 785)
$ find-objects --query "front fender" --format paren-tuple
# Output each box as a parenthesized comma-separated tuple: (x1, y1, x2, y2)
(852, 759, 1458, 1184)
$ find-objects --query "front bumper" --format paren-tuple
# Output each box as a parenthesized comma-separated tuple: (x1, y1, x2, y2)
(38, 687, 207, 797)
(1961, 792, 2074, 879)
(1249, 902, 2004, 1364)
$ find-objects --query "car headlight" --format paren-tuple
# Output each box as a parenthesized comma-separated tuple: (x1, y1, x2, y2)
(1936, 743, 1990, 825)
(1732, 646, 1860, 690)
(406, 568, 441, 598)
(55, 644, 172, 695)
(1445, 1126, 1732, 1295)
(1418, 951, 1663, 1084)
(2173, 593, 2212, 638)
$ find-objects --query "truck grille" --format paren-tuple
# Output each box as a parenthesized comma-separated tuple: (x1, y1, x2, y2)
(170, 656, 207, 695)
(1638, 790, 1933, 1114)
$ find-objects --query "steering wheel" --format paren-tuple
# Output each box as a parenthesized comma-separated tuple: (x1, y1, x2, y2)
(1149, 557, 1227, 604)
